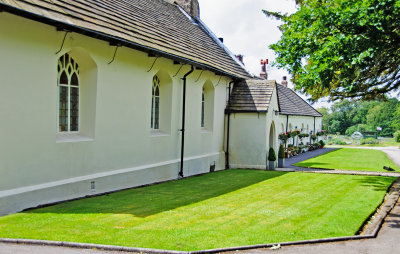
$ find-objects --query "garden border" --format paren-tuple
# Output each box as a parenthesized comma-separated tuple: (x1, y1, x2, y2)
(0, 178, 399, 254)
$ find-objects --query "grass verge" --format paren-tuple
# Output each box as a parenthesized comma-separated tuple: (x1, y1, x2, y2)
(295, 148, 400, 172)
(0, 170, 395, 251)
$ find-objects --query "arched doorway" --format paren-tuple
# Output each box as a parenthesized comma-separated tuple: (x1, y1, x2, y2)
(269, 121, 276, 151)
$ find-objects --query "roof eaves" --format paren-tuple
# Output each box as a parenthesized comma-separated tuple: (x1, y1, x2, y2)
(0, 2, 247, 81)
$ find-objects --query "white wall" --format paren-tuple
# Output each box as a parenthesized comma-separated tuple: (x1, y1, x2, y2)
(278, 115, 324, 145)
(228, 85, 323, 169)
(0, 13, 231, 215)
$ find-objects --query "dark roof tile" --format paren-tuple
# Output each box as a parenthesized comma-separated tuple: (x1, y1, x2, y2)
(0, 0, 251, 78)
(277, 84, 322, 117)
(226, 79, 275, 112)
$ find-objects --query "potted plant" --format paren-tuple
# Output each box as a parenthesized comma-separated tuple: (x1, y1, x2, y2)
(267, 147, 276, 170)
(278, 144, 285, 168)
(319, 140, 325, 148)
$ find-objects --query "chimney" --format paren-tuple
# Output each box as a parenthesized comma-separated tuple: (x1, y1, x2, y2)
(260, 59, 268, 79)
(282, 76, 288, 87)
(235, 54, 244, 64)
(168, 0, 200, 18)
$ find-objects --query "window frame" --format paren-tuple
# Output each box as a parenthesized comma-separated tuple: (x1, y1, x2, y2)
(151, 75, 161, 130)
(57, 53, 81, 134)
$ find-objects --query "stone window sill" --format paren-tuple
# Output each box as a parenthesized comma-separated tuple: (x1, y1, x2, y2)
(201, 128, 212, 134)
(151, 129, 170, 137)
(56, 133, 94, 143)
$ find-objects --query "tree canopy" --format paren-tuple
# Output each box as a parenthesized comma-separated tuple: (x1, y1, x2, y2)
(265, 0, 400, 101)
(317, 98, 400, 136)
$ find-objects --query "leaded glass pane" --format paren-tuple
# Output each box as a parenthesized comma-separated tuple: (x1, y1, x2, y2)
(151, 75, 160, 130)
(71, 73, 79, 86)
(58, 53, 80, 133)
(70, 87, 79, 131)
(60, 71, 68, 85)
(154, 96, 159, 129)
(59, 86, 68, 132)
(151, 98, 154, 128)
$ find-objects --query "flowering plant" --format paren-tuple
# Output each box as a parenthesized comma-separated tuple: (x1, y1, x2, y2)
(317, 130, 326, 136)
(289, 130, 300, 138)
(298, 133, 309, 139)
(278, 132, 290, 141)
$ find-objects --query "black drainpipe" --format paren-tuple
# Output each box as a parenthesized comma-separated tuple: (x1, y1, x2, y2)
(225, 81, 235, 169)
(313, 117, 316, 133)
(179, 65, 194, 178)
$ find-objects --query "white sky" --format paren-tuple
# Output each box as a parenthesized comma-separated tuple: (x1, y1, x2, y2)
(198, 0, 332, 108)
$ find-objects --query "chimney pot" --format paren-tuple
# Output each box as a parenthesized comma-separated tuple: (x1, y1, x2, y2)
(282, 76, 288, 87)
(260, 59, 268, 79)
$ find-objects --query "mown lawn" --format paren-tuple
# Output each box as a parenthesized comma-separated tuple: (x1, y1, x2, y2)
(0, 170, 395, 251)
(295, 148, 400, 172)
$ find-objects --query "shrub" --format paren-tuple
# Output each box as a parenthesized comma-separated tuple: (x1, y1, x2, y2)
(268, 147, 276, 161)
(278, 144, 285, 159)
(395, 130, 400, 143)
(360, 138, 378, 145)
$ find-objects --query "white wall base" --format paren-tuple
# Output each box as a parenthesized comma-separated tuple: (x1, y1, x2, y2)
(0, 152, 224, 216)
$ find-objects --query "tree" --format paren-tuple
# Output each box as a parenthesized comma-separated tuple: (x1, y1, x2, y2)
(319, 98, 399, 135)
(366, 98, 399, 136)
(393, 106, 400, 131)
(264, 0, 400, 101)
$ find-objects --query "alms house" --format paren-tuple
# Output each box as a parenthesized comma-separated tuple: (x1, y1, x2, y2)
(0, 0, 322, 215)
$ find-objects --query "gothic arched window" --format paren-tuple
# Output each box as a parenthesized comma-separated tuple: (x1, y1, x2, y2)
(151, 75, 160, 129)
(58, 53, 80, 132)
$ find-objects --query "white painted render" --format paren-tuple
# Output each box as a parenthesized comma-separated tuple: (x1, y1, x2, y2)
(0, 13, 231, 215)
(0, 12, 323, 216)
(228, 85, 323, 169)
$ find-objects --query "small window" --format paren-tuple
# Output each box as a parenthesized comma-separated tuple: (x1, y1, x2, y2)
(151, 75, 160, 129)
(58, 53, 80, 133)
(201, 88, 205, 128)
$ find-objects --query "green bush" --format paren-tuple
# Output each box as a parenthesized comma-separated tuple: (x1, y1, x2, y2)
(360, 138, 378, 145)
(395, 130, 400, 143)
(278, 144, 285, 159)
(332, 139, 346, 145)
(268, 147, 276, 161)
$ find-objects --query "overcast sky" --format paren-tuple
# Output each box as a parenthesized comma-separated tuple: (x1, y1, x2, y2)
(198, 0, 332, 108)
(199, 0, 297, 83)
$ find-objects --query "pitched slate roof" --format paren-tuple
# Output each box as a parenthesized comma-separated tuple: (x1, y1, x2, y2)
(226, 79, 275, 113)
(226, 79, 322, 117)
(0, 0, 250, 79)
(277, 84, 322, 117)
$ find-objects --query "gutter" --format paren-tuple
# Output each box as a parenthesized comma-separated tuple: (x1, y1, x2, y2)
(0, 3, 245, 81)
(179, 66, 195, 178)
